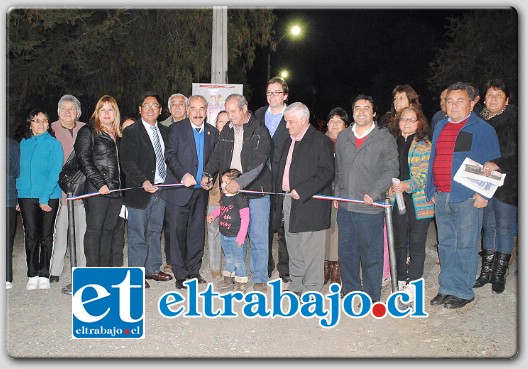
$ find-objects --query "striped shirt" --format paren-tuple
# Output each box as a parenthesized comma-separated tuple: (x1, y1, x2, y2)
(433, 119, 468, 192)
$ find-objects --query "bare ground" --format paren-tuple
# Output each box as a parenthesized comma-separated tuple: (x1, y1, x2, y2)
(3, 215, 519, 359)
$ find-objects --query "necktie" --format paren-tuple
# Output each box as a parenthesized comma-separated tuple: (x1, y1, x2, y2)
(195, 128, 201, 133)
(151, 126, 166, 180)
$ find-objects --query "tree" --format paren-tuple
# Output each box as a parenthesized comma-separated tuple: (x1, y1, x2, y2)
(428, 9, 518, 100)
(7, 8, 275, 134)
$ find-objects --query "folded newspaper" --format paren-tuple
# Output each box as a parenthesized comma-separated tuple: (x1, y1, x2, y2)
(453, 157, 506, 198)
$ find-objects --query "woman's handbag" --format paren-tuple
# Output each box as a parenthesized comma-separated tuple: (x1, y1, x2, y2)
(59, 150, 86, 197)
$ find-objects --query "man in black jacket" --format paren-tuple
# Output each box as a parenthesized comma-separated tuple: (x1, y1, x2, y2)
(201, 94, 272, 293)
(254, 77, 291, 283)
(276, 102, 335, 294)
(120, 92, 173, 288)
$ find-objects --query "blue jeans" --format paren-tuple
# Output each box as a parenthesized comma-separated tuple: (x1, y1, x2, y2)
(221, 234, 248, 278)
(482, 197, 518, 254)
(249, 195, 270, 283)
(435, 192, 482, 300)
(127, 193, 165, 276)
(207, 204, 222, 272)
(337, 208, 384, 301)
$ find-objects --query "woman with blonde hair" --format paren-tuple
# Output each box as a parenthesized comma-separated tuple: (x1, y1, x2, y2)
(74, 95, 123, 267)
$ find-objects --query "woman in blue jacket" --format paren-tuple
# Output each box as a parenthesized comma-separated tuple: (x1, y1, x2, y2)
(16, 109, 63, 290)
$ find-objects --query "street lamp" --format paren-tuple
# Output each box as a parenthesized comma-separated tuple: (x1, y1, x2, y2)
(279, 69, 289, 79)
(267, 24, 302, 82)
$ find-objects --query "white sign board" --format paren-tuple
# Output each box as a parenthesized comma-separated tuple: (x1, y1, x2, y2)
(192, 83, 243, 126)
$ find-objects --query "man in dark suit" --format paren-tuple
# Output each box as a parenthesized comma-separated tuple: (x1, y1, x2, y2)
(276, 102, 335, 294)
(120, 92, 173, 288)
(254, 77, 291, 283)
(162, 95, 219, 289)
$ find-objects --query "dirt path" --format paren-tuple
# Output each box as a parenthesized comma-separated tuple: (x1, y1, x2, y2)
(3, 216, 518, 359)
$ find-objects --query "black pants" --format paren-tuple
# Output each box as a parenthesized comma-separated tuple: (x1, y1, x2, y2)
(18, 198, 59, 278)
(163, 209, 171, 264)
(6, 207, 17, 282)
(167, 189, 207, 280)
(392, 193, 431, 281)
(268, 208, 289, 277)
(83, 196, 123, 267)
(111, 216, 126, 267)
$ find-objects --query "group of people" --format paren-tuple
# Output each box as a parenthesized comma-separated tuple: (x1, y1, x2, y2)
(6, 78, 517, 312)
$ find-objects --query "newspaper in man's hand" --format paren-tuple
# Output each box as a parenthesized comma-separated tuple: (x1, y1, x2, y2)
(453, 157, 506, 198)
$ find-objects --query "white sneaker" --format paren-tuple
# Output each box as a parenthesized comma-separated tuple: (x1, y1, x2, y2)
(26, 276, 39, 290)
(6, 281, 13, 289)
(38, 277, 50, 290)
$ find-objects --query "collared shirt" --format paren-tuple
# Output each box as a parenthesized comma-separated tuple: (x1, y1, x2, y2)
(229, 115, 250, 173)
(282, 125, 310, 192)
(191, 121, 204, 133)
(352, 122, 376, 139)
(264, 105, 286, 137)
(142, 119, 166, 184)
(448, 113, 471, 124)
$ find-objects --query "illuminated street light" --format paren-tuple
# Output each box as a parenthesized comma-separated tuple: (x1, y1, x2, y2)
(279, 69, 289, 79)
(267, 23, 303, 82)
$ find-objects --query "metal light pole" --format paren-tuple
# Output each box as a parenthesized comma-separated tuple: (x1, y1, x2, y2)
(267, 24, 302, 82)
(61, 194, 77, 295)
(384, 198, 399, 293)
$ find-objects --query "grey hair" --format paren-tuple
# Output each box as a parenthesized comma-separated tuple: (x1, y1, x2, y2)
(447, 82, 476, 101)
(225, 94, 248, 110)
(188, 94, 208, 108)
(57, 94, 82, 118)
(284, 102, 310, 120)
(167, 93, 188, 109)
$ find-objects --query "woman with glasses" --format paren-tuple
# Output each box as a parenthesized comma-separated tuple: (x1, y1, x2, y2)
(16, 109, 63, 290)
(74, 95, 123, 267)
(388, 106, 435, 305)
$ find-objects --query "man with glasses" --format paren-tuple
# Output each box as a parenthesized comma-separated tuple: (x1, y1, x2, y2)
(161, 95, 218, 289)
(201, 94, 272, 293)
(121, 92, 173, 288)
(255, 77, 291, 283)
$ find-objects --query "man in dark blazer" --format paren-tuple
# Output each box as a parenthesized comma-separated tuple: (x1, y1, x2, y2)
(276, 102, 335, 294)
(254, 77, 291, 283)
(162, 95, 219, 289)
(120, 92, 173, 288)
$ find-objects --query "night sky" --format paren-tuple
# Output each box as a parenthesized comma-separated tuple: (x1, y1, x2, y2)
(246, 8, 470, 125)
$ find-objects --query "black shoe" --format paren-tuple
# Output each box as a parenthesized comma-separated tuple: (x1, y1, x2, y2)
(443, 295, 474, 309)
(50, 275, 60, 283)
(430, 293, 451, 306)
(280, 274, 292, 283)
(175, 279, 187, 289)
(188, 274, 206, 284)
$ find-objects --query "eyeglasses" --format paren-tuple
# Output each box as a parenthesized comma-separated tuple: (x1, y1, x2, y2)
(31, 119, 49, 124)
(399, 117, 418, 123)
(142, 103, 160, 110)
(266, 91, 284, 96)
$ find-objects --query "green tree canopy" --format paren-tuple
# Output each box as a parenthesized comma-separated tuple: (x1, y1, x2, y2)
(428, 9, 518, 101)
(7, 8, 275, 135)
